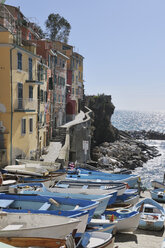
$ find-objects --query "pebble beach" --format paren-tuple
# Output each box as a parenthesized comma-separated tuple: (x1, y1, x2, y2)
(114, 191, 165, 248)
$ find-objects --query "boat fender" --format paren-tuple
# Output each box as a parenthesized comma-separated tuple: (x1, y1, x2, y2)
(49, 198, 60, 207)
(116, 209, 131, 215)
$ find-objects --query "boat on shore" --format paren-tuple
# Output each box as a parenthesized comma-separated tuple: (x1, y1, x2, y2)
(150, 188, 165, 202)
(56, 179, 126, 196)
(0, 193, 98, 224)
(96, 208, 141, 233)
(151, 180, 165, 189)
(9, 182, 114, 215)
(78, 231, 115, 248)
(132, 198, 165, 231)
(67, 168, 139, 188)
(0, 211, 80, 240)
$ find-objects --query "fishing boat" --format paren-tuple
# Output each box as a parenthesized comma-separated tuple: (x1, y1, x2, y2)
(0, 193, 98, 224)
(0, 242, 17, 248)
(0, 237, 67, 248)
(3, 164, 49, 176)
(115, 189, 139, 205)
(161, 238, 165, 248)
(132, 198, 165, 231)
(15, 159, 61, 172)
(9, 182, 115, 215)
(2, 171, 66, 188)
(151, 180, 165, 189)
(56, 179, 126, 196)
(0, 211, 80, 240)
(67, 168, 139, 188)
(79, 231, 115, 248)
(150, 188, 165, 202)
(93, 208, 141, 233)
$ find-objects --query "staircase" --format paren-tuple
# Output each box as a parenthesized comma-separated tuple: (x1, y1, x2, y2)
(51, 127, 67, 146)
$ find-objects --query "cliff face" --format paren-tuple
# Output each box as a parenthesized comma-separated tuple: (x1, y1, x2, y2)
(85, 94, 119, 147)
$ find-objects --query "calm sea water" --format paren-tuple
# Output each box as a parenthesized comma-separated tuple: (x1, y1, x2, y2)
(111, 110, 165, 188)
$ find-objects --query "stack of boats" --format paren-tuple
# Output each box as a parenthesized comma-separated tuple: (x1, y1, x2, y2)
(0, 163, 164, 247)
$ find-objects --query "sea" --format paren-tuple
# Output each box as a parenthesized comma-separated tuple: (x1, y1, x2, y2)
(111, 110, 165, 189)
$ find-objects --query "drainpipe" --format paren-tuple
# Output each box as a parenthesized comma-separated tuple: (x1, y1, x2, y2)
(10, 45, 16, 165)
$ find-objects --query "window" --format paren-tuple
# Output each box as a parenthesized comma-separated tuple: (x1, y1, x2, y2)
(40, 90, 44, 102)
(28, 32, 32, 40)
(76, 89, 78, 95)
(72, 88, 74, 94)
(21, 118, 26, 135)
(29, 118, 33, 133)
(29, 86, 33, 99)
(41, 66, 44, 80)
(17, 52, 22, 70)
(29, 58, 32, 80)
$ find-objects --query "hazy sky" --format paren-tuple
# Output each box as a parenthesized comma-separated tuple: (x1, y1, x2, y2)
(5, 0, 165, 111)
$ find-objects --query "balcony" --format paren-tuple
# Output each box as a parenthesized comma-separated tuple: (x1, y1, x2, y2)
(14, 98, 37, 112)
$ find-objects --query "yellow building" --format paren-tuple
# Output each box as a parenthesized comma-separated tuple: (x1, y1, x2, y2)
(0, 27, 45, 164)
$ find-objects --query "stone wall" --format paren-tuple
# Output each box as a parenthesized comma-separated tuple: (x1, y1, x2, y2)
(56, 107, 92, 167)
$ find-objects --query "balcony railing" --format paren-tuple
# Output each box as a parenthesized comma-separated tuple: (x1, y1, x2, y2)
(14, 98, 37, 112)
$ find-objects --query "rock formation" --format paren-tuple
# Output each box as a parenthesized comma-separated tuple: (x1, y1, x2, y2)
(85, 94, 161, 170)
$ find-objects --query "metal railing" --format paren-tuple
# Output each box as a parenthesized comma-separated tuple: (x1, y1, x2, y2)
(14, 98, 37, 111)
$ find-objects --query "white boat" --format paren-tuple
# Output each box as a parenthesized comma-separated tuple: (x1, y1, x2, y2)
(161, 238, 165, 248)
(49, 181, 118, 196)
(4, 164, 49, 176)
(57, 180, 126, 196)
(80, 231, 115, 248)
(15, 159, 61, 172)
(0, 211, 80, 239)
(0, 180, 16, 193)
(94, 208, 141, 233)
(151, 180, 165, 189)
(150, 188, 165, 202)
(132, 198, 165, 231)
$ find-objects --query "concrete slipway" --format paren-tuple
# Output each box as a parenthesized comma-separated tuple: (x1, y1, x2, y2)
(114, 191, 165, 248)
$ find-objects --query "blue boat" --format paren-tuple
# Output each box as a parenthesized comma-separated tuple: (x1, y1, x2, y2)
(9, 183, 117, 215)
(150, 188, 165, 203)
(67, 168, 139, 188)
(55, 179, 126, 196)
(0, 193, 98, 224)
(132, 198, 165, 231)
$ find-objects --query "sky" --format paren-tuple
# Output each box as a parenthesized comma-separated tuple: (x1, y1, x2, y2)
(5, 0, 165, 111)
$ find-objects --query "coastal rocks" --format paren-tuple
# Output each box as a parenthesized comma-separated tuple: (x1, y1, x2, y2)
(92, 136, 160, 170)
(127, 130, 165, 140)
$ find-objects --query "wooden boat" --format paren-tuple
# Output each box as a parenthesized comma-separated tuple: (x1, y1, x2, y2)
(0, 193, 98, 224)
(9, 182, 115, 215)
(150, 188, 165, 202)
(0, 211, 80, 240)
(151, 180, 165, 189)
(132, 198, 165, 231)
(103, 208, 141, 232)
(79, 231, 115, 248)
(67, 168, 139, 188)
(56, 179, 126, 196)
(0, 237, 67, 248)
